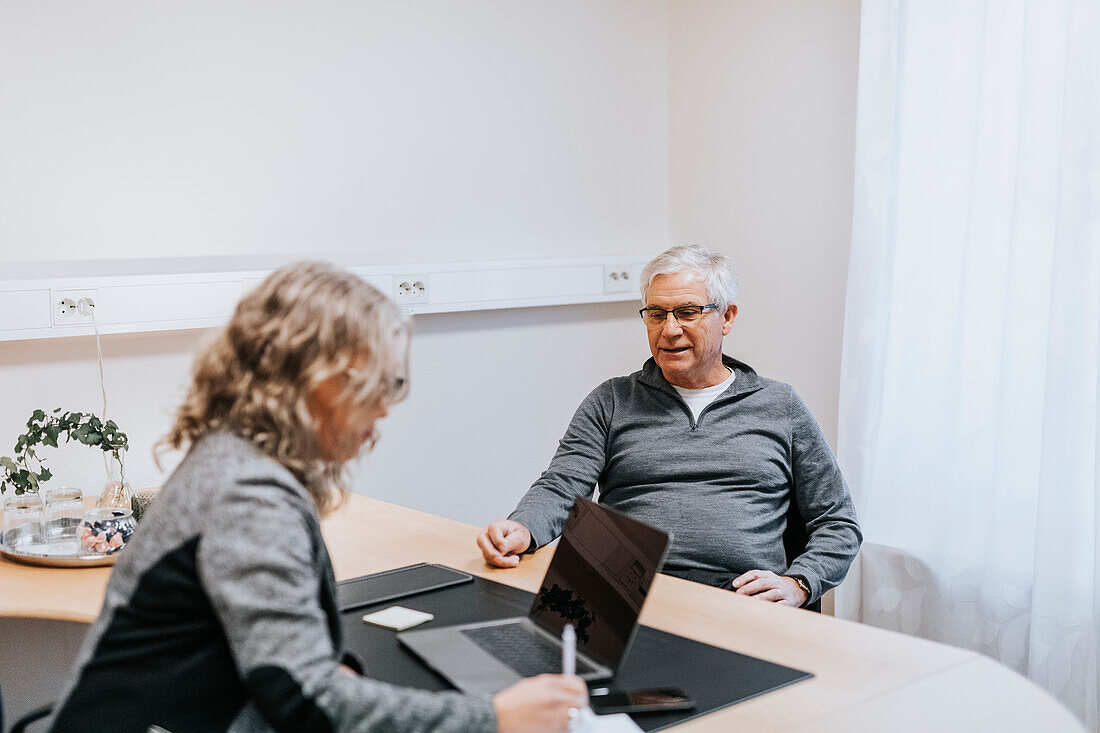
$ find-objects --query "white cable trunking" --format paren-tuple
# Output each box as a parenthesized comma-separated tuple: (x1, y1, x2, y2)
(0, 255, 650, 342)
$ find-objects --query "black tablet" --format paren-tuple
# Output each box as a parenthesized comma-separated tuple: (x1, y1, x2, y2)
(337, 563, 474, 612)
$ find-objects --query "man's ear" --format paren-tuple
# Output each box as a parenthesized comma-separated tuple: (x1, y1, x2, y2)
(721, 304, 738, 335)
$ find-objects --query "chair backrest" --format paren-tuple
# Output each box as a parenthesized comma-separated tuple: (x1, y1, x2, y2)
(782, 498, 821, 613)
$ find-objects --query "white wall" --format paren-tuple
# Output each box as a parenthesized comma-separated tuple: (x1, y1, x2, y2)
(0, 329, 207, 501)
(0, 0, 862, 527)
(0, 304, 649, 526)
(0, 0, 668, 264)
(0, 1, 666, 526)
(669, 0, 861, 445)
(358, 303, 650, 522)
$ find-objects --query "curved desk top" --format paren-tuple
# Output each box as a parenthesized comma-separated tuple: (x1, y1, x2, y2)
(0, 494, 1083, 732)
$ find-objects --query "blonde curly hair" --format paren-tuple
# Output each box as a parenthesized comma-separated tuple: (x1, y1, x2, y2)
(161, 262, 410, 513)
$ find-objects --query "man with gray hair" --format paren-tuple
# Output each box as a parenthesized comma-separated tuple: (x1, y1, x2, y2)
(477, 244, 861, 609)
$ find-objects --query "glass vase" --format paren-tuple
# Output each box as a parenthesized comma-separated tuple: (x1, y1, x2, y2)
(96, 450, 133, 511)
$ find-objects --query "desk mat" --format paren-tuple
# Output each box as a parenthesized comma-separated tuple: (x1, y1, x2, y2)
(341, 569, 813, 731)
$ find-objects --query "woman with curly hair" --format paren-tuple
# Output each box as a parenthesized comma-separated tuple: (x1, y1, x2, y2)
(49, 262, 586, 733)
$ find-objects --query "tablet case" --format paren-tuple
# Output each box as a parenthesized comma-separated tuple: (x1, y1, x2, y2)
(337, 563, 473, 612)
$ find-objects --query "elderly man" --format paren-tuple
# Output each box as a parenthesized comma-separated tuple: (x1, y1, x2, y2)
(477, 244, 861, 609)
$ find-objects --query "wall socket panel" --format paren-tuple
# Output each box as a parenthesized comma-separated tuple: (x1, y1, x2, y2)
(603, 265, 636, 294)
(394, 276, 430, 304)
(51, 289, 99, 326)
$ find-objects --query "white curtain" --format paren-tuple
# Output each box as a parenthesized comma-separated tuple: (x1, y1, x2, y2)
(837, 0, 1100, 728)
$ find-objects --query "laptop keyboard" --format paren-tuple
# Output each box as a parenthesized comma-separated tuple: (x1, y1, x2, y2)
(461, 622, 597, 678)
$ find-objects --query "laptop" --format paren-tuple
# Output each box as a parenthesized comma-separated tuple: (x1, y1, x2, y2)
(398, 497, 671, 694)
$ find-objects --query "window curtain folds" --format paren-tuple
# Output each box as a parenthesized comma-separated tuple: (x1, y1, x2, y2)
(837, 0, 1099, 727)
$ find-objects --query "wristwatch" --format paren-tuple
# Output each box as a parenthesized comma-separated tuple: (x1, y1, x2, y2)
(788, 575, 811, 601)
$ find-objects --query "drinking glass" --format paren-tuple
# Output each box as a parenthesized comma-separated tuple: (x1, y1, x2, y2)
(2, 493, 45, 548)
(44, 486, 84, 543)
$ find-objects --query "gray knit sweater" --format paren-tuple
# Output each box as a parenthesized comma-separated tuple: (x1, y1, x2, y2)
(49, 431, 496, 733)
(509, 356, 861, 604)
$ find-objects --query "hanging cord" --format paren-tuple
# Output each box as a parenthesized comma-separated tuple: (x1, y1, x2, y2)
(86, 299, 108, 421)
(80, 297, 118, 482)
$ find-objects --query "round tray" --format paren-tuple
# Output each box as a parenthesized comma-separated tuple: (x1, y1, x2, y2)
(0, 538, 119, 568)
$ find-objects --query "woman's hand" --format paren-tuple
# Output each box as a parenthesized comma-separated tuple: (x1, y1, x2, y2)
(493, 674, 588, 733)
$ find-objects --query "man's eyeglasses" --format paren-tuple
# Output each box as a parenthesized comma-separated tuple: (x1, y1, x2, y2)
(639, 304, 719, 325)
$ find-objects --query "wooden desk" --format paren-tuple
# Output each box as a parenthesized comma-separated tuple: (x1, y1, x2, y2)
(1, 495, 1084, 732)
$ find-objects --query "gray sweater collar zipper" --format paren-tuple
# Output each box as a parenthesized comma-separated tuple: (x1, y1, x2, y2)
(637, 355, 765, 430)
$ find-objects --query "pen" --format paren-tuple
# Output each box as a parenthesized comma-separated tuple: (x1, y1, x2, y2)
(562, 622, 576, 676)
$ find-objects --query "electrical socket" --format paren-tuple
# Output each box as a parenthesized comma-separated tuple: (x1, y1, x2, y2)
(51, 289, 99, 326)
(394, 276, 430, 305)
(603, 265, 635, 294)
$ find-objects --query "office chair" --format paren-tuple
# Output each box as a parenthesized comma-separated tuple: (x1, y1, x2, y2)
(782, 497, 821, 613)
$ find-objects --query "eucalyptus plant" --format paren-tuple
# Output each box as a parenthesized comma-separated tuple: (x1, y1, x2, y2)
(0, 408, 129, 496)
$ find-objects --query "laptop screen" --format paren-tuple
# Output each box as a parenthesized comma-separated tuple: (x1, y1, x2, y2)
(528, 498, 670, 669)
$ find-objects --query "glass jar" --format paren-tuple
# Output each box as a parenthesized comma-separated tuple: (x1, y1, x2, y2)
(79, 507, 136, 555)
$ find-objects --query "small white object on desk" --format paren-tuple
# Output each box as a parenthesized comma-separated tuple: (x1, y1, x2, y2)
(361, 606, 434, 631)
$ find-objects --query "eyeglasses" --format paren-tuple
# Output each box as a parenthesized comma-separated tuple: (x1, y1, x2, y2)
(385, 375, 408, 401)
(639, 304, 719, 325)
(343, 367, 408, 403)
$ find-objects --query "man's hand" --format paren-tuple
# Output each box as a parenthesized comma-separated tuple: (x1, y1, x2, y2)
(477, 519, 533, 568)
(730, 570, 808, 607)
(493, 673, 588, 733)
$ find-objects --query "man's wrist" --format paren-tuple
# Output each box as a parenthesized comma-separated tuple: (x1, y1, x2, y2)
(507, 517, 537, 553)
(787, 575, 811, 604)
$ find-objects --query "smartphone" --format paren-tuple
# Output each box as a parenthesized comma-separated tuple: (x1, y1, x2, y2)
(337, 563, 473, 612)
(589, 687, 695, 715)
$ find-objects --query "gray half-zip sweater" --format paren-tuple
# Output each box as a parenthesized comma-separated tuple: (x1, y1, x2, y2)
(509, 356, 861, 604)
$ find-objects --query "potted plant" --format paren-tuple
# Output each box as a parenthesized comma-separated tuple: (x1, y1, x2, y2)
(0, 409, 130, 508)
